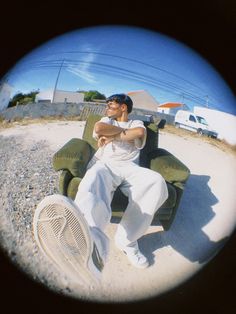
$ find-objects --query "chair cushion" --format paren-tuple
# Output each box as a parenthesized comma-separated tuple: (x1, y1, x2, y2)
(53, 138, 94, 177)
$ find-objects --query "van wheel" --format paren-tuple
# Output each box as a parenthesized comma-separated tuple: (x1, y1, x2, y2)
(175, 122, 180, 128)
(197, 128, 203, 135)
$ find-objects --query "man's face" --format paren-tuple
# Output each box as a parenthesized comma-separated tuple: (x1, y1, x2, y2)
(105, 101, 124, 118)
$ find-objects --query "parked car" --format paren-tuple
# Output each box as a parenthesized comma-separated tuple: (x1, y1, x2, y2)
(174, 110, 218, 138)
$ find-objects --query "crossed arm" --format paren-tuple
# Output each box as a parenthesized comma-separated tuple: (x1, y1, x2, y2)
(94, 122, 146, 147)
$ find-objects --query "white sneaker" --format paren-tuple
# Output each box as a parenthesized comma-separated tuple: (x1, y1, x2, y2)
(116, 241, 149, 269)
(33, 194, 105, 285)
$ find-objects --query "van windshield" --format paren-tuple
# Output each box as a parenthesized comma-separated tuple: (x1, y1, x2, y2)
(196, 116, 208, 125)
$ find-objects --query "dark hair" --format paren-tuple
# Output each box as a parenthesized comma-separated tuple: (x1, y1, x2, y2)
(106, 93, 133, 113)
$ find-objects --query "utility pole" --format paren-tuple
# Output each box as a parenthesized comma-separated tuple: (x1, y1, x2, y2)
(181, 93, 185, 107)
(52, 59, 64, 103)
(205, 95, 209, 108)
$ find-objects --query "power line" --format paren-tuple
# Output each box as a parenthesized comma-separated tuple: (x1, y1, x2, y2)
(7, 57, 219, 108)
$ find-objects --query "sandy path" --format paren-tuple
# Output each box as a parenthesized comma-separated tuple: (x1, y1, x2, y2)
(0, 121, 236, 302)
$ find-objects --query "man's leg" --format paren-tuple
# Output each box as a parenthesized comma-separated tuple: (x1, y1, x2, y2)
(75, 161, 115, 230)
(74, 161, 122, 266)
(115, 164, 168, 268)
(33, 161, 118, 284)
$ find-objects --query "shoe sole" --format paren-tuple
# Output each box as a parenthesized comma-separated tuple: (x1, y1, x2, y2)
(33, 194, 101, 285)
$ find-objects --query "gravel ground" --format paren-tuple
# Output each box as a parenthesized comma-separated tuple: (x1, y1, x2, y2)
(0, 129, 112, 302)
(0, 135, 74, 297)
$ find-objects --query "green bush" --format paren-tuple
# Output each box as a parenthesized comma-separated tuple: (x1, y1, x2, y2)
(84, 90, 106, 102)
(8, 90, 39, 107)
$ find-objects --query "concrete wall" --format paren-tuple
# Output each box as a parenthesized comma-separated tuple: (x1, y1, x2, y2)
(0, 102, 158, 120)
(0, 102, 84, 120)
(155, 112, 175, 124)
(0, 101, 175, 128)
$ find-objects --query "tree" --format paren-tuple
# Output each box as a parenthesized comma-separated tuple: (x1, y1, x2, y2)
(83, 90, 106, 102)
(27, 91, 39, 102)
(8, 92, 24, 107)
(8, 90, 39, 107)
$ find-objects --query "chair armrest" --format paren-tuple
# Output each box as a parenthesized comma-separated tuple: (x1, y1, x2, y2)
(149, 148, 190, 185)
(53, 138, 95, 177)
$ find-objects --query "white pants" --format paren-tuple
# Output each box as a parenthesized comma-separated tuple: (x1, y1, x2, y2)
(74, 160, 168, 248)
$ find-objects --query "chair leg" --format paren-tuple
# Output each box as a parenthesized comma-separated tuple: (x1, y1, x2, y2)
(59, 170, 73, 196)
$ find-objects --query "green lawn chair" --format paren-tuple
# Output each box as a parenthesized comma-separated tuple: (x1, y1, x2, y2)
(53, 114, 190, 231)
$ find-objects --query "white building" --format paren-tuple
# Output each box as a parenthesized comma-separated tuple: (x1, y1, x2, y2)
(0, 82, 13, 111)
(194, 106, 236, 145)
(157, 102, 190, 115)
(35, 89, 53, 103)
(35, 89, 84, 104)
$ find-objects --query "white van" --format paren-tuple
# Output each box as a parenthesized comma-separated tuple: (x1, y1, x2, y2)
(174, 110, 218, 138)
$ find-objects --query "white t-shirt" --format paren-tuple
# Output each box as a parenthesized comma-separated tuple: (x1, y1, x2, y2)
(90, 116, 147, 165)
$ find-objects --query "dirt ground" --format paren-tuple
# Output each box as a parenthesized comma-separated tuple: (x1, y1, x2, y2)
(0, 119, 236, 303)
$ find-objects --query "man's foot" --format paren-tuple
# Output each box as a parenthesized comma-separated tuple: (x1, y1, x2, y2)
(115, 241, 149, 269)
(33, 194, 105, 284)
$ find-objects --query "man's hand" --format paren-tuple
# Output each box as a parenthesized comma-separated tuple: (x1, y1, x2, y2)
(97, 135, 115, 148)
(95, 122, 146, 146)
(95, 122, 145, 141)
(95, 122, 123, 137)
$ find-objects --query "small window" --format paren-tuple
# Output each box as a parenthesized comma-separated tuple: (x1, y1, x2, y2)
(189, 115, 196, 122)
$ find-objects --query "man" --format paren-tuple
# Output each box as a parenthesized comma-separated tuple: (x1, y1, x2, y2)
(34, 94, 168, 282)
(75, 94, 168, 267)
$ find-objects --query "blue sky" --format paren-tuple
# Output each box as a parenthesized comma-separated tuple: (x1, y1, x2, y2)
(3, 25, 236, 115)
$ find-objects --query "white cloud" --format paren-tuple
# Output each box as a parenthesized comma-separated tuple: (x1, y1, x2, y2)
(66, 51, 98, 84)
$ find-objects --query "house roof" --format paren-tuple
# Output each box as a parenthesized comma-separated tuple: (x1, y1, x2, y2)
(127, 90, 159, 111)
(158, 102, 184, 108)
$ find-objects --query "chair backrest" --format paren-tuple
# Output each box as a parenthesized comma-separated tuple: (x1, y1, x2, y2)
(82, 114, 102, 150)
(82, 114, 159, 166)
(139, 123, 158, 167)
(157, 119, 166, 129)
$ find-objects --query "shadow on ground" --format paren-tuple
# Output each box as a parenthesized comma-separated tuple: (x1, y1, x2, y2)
(112, 174, 229, 265)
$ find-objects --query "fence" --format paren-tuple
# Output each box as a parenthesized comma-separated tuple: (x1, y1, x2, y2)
(79, 103, 106, 120)
(0, 101, 175, 125)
